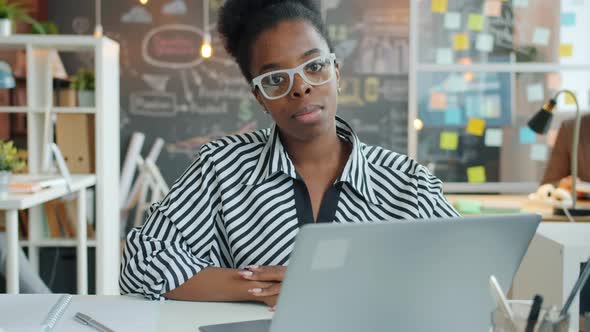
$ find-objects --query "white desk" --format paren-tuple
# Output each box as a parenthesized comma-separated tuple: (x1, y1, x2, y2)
(0, 175, 95, 294)
(0, 295, 273, 332)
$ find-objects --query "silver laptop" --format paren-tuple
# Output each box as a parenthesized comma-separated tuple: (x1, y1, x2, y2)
(199, 214, 540, 332)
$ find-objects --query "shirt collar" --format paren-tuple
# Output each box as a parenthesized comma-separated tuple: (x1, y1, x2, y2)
(241, 116, 381, 205)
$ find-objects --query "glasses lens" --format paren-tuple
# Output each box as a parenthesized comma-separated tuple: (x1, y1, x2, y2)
(261, 72, 291, 98)
(302, 56, 334, 85)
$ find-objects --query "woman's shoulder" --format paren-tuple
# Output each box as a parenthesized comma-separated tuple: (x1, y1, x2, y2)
(198, 128, 271, 158)
(360, 144, 425, 177)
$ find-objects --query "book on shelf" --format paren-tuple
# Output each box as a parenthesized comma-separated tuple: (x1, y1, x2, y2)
(42, 199, 95, 239)
(9, 174, 67, 193)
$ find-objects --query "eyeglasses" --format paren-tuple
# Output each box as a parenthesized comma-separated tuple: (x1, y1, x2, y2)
(251, 53, 337, 100)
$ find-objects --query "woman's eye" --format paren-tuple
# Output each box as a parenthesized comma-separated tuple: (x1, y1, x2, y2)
(267, 75, 284, 85)
(307, 61, 325, 72)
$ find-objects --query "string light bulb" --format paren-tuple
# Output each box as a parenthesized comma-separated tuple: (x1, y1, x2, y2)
(200, 33, 212, 58)
(139, 0, 148, 5)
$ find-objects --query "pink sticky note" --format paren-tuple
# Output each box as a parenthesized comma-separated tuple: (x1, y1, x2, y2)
(430, 92, 447, 110)
(484, 0, 502, 17)
(546, 73, 561, 90)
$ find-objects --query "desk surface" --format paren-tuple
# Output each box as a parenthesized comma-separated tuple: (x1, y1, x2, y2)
(0, 294, 272, 332)
(446, 194, 590, 222)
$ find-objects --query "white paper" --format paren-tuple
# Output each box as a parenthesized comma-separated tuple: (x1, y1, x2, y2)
(533, 27, 551, 46)
(527, 83, 544, 102)
(485, 128, 503, 147)
(531, 144, 549, 161)
(436, 48, 454, 64)
(476, 33, 494, 52)
(444, 12, 461, 30)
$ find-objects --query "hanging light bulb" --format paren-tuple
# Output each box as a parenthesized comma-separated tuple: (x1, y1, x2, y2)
(200, 33, 213, 58)
(139, 0, 148, 5)
(414, 118, 424, 131)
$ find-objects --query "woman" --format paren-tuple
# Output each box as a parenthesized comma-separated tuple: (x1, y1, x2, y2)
(120, 0, 459, 308)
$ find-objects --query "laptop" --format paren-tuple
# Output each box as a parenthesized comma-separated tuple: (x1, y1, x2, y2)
(199, 214, 540, 332)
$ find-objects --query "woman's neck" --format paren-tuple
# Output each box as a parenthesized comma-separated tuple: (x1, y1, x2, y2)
(281, 125, 347, 170)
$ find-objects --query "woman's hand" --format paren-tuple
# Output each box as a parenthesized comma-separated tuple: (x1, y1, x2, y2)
(238, 265, 286, 308)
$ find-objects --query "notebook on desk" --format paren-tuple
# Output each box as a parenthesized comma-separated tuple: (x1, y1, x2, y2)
(0, 294, 71, 332)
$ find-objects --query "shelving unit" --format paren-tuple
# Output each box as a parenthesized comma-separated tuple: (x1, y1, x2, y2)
(0, 35, 120, 295)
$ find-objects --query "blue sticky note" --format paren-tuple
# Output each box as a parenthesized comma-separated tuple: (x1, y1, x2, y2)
(519, 127, 536, 144)
(445, 107, 462, 125)
(561, 13, 576, 27)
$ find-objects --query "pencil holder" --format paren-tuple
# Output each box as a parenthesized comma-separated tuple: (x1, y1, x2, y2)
(491, 300, 569, 332)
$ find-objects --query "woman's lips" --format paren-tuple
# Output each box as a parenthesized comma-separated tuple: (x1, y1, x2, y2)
(292, 105, 323, 123)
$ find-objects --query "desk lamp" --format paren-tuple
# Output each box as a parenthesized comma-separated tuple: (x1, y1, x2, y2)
(527, 89, 589, 216)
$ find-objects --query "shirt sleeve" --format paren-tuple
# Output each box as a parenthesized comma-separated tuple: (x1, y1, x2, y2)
(415, 165, 461, 219)
(119, 144, 222, 300)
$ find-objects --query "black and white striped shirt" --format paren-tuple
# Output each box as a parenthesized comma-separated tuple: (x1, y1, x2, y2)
(120, 116, 460, 300)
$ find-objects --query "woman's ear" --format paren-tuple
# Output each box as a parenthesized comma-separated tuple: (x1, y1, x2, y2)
(335, 62, 341, 86)
(252, 89, 270, 114)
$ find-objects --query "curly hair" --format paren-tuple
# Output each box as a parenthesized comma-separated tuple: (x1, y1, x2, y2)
(217, 0, 333, 82)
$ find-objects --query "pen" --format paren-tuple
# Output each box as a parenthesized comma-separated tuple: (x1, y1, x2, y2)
(489, 275, 518, 331)
(524, 294, 543, 332)
(559, 256, 590, 317)
(74, 312, 115, 332)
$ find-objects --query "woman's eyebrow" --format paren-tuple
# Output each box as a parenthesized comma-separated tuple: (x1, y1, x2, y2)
(257, 48, 322, 74)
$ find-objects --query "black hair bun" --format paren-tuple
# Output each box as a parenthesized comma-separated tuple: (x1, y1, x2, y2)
(218, 0, 321, 58)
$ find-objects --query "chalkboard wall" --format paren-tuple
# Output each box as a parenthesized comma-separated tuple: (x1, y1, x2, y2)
(49, 0, 409, 184)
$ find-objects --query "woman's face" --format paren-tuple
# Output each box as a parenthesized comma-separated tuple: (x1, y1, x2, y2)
(250, 20, 340, 142)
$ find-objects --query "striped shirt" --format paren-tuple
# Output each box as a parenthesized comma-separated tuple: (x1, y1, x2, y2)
(120, 116, 460, 300)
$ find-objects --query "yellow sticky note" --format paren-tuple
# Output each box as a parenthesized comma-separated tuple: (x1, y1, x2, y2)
(466, 118, 486, 136)
(432, 0, 448, 13)
(565, 93, 576, 105)
(467, 166, 487, 183)
(440, 132, 459, 150)
(430, 92, 447, 110)
(468, 14, 485, 31)
(559, 44, 573, 57)
(453, 33, 470, 51)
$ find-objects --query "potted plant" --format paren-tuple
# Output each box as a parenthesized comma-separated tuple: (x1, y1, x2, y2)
(0, 140, 25, 198)
(0, 0, 45, 36)
(72, 69, 95, 107)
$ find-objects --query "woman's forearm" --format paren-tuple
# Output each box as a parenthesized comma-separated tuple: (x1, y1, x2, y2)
(163, 267, 270, 302)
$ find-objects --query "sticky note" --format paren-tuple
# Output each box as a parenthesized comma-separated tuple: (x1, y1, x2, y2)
(519, 126, 536, 144)
(436, 48, 454, 64)
(485, 128, 503, 147)
(513, 0, 529, 7)
(430, 92, 447, 110)
(432, 0, 448, 13)
(565, 92, 576, 105)
(561, 13, 576, 27)
(455, 199, 482, 214)
(465, 96, 482, 118)
(445, 74, 467, 93)
(484, 0, 502, 17)
(445, 107, 462, 125)
(546, 73, 561, 90)
(476, 33, 494, 52)
(559, 44, 573, 57)
(527, 83, 544, 102)
(483, 95, 501, 118)
(440, 132, 459, 150)
(468, 14, 485, 31)
(533, 27, 550, 46)
(467, 166, 487, 183)
(453, 33, 470, 51)
(466, 118, 486, 136)
(531, 144, 549, 161)
(444, 12, 461, 30)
